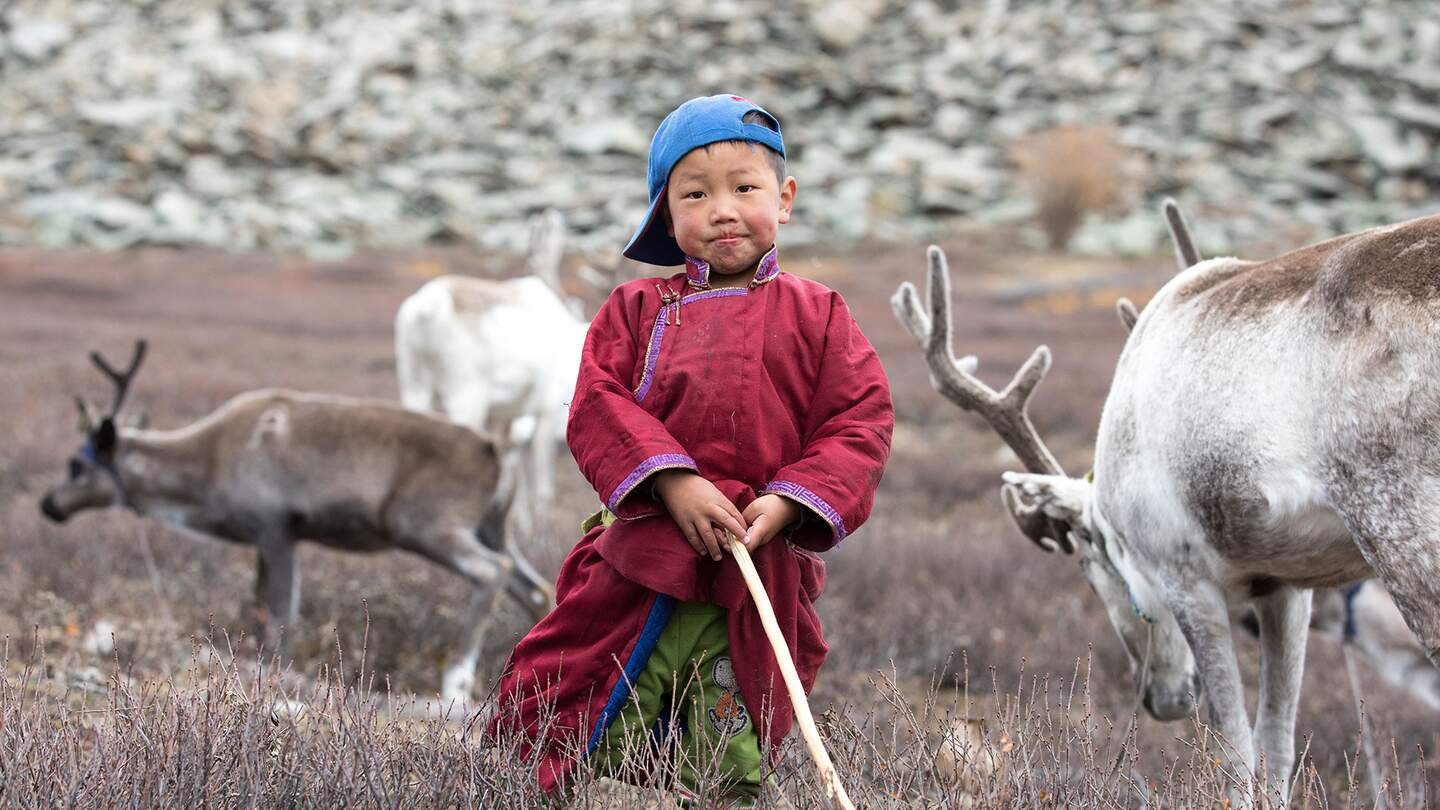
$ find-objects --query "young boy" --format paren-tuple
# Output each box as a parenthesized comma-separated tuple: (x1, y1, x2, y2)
(494, 94, 893, 802)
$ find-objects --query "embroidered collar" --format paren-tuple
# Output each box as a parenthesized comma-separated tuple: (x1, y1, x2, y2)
(683, 245, 781, 289)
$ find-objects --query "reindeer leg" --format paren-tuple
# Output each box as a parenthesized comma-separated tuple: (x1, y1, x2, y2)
(418, 527, 514, 705)
(1168, 581, 1257, 803)
(444, 584, 504, 706)
(255, 536, 299, 665)
(530, 412, 557, 508)
(504, 542, 554, 621)
(1250, 585, 1311, 805)
(508, 445, 537, 547)
(1328, 477, 1440, 667)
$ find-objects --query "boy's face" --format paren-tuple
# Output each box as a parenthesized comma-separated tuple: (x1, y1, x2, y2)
(664, 141, 797, 278)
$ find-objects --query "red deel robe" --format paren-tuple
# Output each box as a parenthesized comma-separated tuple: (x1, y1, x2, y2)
(493, 249, 894, 791)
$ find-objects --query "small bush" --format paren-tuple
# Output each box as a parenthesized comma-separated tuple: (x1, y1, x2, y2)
(1010, 126, 1130, 251)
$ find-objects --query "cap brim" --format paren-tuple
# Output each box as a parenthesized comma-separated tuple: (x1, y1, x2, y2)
(622, 190, 686, 266)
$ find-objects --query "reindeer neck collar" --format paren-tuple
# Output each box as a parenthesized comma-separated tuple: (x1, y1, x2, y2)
(1088, 500, 1156, 624)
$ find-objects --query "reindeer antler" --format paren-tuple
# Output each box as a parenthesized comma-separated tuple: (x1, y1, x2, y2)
(1162, 197, 1199, 271)
(1115, 198, 1201, 335)
(892, 246, 1064, 477)
(891, 246, 1076, 553)
(1115, 298, 1140, 333)
(89, 339, 148, 418)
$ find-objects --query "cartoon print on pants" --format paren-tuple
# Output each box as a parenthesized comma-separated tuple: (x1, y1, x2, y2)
(707, 656, 749, 736)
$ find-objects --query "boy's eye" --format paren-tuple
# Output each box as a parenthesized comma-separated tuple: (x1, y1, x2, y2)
(684, 190, 705, 200)
(736, 184, 756, 193)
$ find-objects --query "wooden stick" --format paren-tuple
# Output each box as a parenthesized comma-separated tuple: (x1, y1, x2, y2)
(727, 534, 855, 810)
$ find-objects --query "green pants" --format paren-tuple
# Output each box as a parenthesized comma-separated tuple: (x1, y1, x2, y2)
(593, 601, 764, 802)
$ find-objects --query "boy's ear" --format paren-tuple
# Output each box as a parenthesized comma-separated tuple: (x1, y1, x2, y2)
(778, 176, 797, 224)
(661, 199, 674, 237)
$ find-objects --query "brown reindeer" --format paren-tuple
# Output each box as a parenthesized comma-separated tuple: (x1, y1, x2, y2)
(40, 341, 554, 702)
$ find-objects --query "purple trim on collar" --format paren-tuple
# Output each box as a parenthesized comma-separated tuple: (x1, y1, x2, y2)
(762, 481, 848, 543)
(608, 453, 697, 512)
(682, 287, 748, 302)
(684, 255, 710, 287)
(634, 312, 668, 402)
(682, 246, 782, 289)
(752, 245, 780, 285)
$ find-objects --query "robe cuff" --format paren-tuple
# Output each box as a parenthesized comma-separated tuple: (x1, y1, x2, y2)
(607, 453, 698, 517)
(761, 481, 847, 544)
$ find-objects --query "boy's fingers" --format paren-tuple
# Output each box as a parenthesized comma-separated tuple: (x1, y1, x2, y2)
(743, 514, 771, 548)
(710, 507, 748, 546)
(721, 500, 748, 532)
(697, 520, 723, 561)
(680, 522, 706, 557)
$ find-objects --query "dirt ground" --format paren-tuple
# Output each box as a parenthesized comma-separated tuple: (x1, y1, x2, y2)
(0, 230, 1434, 798)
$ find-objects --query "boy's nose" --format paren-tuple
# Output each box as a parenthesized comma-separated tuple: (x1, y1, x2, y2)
(710, 199, 739, 223)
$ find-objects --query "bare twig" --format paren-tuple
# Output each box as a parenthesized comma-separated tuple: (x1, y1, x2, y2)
(727, 533, 854, 810)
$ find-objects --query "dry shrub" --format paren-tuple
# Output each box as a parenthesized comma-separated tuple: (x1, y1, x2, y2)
(6, 639, 1427, 809)
(3, 246, 1436, 808)
(1010, 125, 1130, 251)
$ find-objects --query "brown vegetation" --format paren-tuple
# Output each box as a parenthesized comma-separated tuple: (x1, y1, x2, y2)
(1010, 126, 1131, 251)
(0, 241, 1433, 805)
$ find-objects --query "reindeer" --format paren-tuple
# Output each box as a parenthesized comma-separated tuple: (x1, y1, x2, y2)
(395, 210, 598, 537)
(40, 341, 555, 702)
(893, 211, 1440, 805)
(1156, 203, 1440, 716)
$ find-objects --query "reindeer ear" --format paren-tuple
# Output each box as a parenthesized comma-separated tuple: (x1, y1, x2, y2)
(95, 418, 118, 456)
(1001, 483, 1059, 552)
(1000, 471, 1089, 525)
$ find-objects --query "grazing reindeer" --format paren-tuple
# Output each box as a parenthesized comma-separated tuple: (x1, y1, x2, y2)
(395, 210, 593, 535)
(894, 213, 1440, 804)
(40, 341, 554, 702)
(1157, 202, 1440, 715)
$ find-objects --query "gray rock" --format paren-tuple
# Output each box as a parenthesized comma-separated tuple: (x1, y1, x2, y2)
(1347, 115, 1432, 174)
(185, 156, 255, 199)
(8, 19, 73, 62)
(0, 0, 1432, 255)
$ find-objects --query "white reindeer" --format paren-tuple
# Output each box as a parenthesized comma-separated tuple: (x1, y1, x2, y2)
(894, 212, 1440, 804)
(1153, 203, 1440, 717)
(40, 341, 554, 702)
(395, 210, 591, 536)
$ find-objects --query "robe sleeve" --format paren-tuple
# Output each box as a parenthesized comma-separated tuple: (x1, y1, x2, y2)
(568, 284, 698, 519)
(763, 293, 893, 551)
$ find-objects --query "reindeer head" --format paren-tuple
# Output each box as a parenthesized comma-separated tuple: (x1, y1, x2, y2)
(892, 247, 1200, 722)
(40, 340, 147, 523)
(1001, 472, 1198, 720)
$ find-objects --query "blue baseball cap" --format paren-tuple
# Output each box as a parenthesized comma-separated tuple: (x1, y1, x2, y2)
(622, 95, 786, 266)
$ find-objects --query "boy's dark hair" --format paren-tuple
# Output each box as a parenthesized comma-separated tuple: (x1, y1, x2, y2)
(703, 111, 787, 184)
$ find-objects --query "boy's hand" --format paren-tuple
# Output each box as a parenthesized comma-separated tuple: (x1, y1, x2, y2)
(740, 494, 801, 552)
(654, 470, 748, 561)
